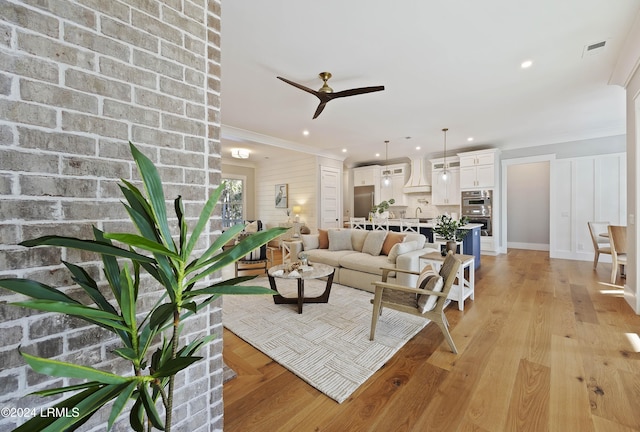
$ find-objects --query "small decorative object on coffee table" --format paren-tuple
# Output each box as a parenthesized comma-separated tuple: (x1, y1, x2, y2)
(268, 262, 335, 314)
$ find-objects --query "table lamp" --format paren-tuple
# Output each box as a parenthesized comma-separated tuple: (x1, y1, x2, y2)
(293, 205, 302, 223)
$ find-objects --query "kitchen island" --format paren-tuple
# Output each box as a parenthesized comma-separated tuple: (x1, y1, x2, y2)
(347, 220, 482, 269)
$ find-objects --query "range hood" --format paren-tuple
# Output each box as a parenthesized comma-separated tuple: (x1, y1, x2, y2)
(403, 158, 432, 193)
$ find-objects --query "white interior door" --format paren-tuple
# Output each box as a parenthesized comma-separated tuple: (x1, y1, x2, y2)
(320, 166, 341, 228)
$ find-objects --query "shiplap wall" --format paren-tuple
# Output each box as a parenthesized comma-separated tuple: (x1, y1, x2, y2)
(255, 153, 318, 231)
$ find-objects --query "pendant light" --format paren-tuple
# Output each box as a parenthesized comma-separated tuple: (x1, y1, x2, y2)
(441, 128, 449, 182)
(382, 140, 391, 186)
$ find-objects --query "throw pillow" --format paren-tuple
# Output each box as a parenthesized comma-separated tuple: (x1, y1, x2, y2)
(328, 229, 353, 251)
(362, 230, 387, 256)
(387, 240, 418, 263)
(318, 229, 329, 249)
(416, 265, 444, 313)
(351, 229, 369, 252)
(381, 232, 406, 256)
(301, 234, 319, 251)
(403, 233, 426, 249)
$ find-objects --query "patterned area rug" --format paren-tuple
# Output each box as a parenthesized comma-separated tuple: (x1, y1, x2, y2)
(222, 277, 429, 403)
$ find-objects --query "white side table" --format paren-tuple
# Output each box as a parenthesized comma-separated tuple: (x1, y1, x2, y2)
(419, 252, 475, 311)
(282, 240, 303, 264)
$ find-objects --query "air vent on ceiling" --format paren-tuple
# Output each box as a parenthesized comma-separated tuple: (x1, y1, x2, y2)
(582, 40, 607, 57)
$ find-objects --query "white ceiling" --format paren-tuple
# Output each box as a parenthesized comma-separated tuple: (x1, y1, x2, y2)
(219, 0, 639, 167)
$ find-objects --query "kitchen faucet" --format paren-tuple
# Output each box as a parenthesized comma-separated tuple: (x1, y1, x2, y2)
(415, 207, 422, 218)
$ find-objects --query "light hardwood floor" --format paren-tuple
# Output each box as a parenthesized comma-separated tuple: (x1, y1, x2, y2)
(222, 249, 640, 432)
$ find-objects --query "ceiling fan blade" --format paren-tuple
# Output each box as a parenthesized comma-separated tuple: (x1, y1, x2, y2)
(331, 85, 385, 99)
(277, 76, 319, 97)
(312, 102, 327, 119)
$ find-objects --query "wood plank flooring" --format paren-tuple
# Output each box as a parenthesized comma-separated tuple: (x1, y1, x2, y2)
(222, 249, 640, 431)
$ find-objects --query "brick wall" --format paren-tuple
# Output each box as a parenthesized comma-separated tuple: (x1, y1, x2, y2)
(0, 1, 223, 431)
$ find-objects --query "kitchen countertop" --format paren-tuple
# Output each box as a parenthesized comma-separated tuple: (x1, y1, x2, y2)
(350, 220, 483, 230)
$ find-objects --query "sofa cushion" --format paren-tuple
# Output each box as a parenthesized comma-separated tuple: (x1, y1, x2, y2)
(329, 229, 353, 251)
(403, 233, 426, 249)
(303, 249, 357, 268)
(318, 229, 329, 249)
(301, 234, 319, 251)
(351, 229, 369, 252)
(381, 232, 406, 255)
(387, 240, 419, 263)
(339, 252, 390, 276)
(362, 230, 387, 256)
(416, 265, 444, 313)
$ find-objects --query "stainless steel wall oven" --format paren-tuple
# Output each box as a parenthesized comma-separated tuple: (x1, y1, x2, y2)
(461, 190, 492, 236)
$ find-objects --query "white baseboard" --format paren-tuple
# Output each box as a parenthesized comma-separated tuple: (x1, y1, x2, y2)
(507, 242, 550, 251)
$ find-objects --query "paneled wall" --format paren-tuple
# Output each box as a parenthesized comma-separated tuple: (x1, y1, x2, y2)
(551, 153, 626, 261)
(0, 1, 224, 430)
(255, 153, 318, 231)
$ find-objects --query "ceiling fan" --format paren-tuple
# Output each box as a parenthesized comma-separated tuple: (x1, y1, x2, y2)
(277, 72, 384, 119)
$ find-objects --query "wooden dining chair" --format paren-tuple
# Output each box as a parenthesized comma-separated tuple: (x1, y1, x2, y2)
(608, 225, 627, 284)
(587, 221, 611, 269)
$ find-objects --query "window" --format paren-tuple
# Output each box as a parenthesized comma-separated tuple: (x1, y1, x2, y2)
(221, 176, 245, 228)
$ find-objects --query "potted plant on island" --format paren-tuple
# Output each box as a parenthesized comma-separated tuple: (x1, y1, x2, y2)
(370, 198, 395, 219)
(433, 214, 470, 254)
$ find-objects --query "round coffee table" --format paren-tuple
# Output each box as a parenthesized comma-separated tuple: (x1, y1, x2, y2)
(267, 262, 335, 314)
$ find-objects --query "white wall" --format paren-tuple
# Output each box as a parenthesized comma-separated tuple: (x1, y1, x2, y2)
(255, 153, 318, 230)
(551, 153, 626, 261)
(507, 162, 550, 250)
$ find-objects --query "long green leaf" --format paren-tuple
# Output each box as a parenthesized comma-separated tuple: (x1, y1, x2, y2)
(40, 383, 130, 432)
(104, 233, 181, 260)
(31, 381, 102, 397)
(93, 228, 123, 299)
(139, 383, 165, 430)
(184, 284, 276, 297)
(21, 351, 132, 384)
(130, 142, 175, 254)
(175, 196, 188, 258)
(184, 182, 226, 259)
(152, 356, 202, 378)
(108, 381, 137, 430)
(12, 385, 103, 432)
(119, 180, 157, 238)
(149, 303, 174, 330)
(0, 278, 78, 303)
(189, 223, 246, 269)
(63, 261, 117, 315)
(120, 266, 136, 329)
(129, 396, 145, 432)
(178, 334, 216, 357)
(20, 235, 154, 263)
(12, 300, 127, 329)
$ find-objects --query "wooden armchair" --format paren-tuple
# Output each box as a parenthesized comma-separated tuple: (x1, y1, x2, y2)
(370, 251, 461, 353)
(608, 225, 627, 284)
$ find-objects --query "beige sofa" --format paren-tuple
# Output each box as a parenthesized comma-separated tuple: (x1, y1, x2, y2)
(294, 228, 439, 292)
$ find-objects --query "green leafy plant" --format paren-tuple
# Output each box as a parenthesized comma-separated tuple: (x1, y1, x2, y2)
(0, 143, 287, 432)
(433, 214, 470, 241)
(371, 198, 395, 214)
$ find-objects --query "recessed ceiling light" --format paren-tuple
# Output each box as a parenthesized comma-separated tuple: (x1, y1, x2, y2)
(302, 130, 309, 136)
(375, 153, 380, 157)
(342, 148, 347, 153)
(521, 60, 533, 69)
(416, 146, 421, 150)
(467, 137, 474, 142)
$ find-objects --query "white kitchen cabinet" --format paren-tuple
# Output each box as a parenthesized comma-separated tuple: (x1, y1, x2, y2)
(380, 163, 409, 205)
(353, 165, 380, 186)
(458, 149, 499, 189)
(431, 157, 460, 205)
